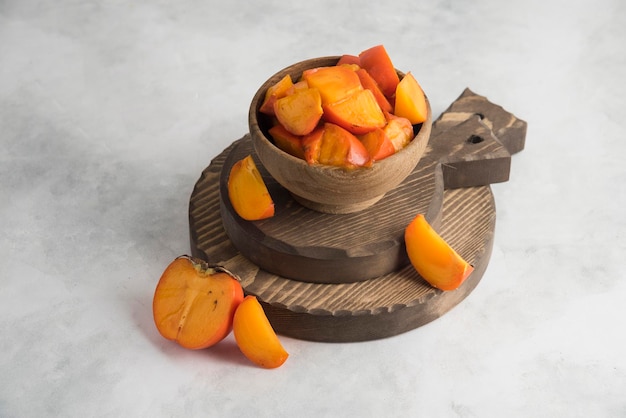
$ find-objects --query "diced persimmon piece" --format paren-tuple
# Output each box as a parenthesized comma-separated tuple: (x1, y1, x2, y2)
(273, 87, 323, 136)
(358, 128, 396, 161)
(318, 123, 370, 168)
(152, 256, 244, 350)
(405, 214, 474, 291)
(302, 65, 363, 105)
(384, 113, 414, 152)
(336, 54, 361, 66)
(259, 74, 294, 115)
(227, 155, 275, 221)
(268, 124, 306, 160)
(394, 72, 428, 124)
(323, 89, 386, 135)
(358, 45, 400, 98)
(233, 295, 289, 369)
(302, 127, 324, 164)
(356, 68, 393, 113)
(285, 80, 309, 96)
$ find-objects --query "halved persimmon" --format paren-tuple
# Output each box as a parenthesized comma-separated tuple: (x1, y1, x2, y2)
(152, 256, 244, 349)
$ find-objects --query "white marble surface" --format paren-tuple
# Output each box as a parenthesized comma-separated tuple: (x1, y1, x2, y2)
(2, 0, 625, 416)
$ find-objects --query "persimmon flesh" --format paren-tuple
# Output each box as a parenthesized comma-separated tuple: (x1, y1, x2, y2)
(358, 128, 396, 161)
(228, 155, 275, 221)
(259, 74, 294, 115)
(394, 72, 428, 124)
(152, 256, 244, 349)
(273, 87, 323, 136)
(302, 65, 363, 105)
(356, 68, 393, 113)
(323, 89, 386, 135)
(405, 214, 474, 291)
(268, 124, 306, 160)
(319, 123, 370, 168)
(233, 295, 289, 369)
(384, 113, 414, 152)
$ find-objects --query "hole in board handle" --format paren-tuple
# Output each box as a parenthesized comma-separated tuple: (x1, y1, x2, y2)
(467, 135, 484, 144)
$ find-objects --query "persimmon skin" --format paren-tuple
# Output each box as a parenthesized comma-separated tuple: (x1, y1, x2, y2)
(356, 68, 393, 113)
(233, 295, 289, 369)
(358, 45, 400, 98)
(405, 214, 474, 291)
(152, 256, 244, 349)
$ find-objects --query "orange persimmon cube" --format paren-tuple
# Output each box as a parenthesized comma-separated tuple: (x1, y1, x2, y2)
(405, 214, 474, 291)
(323, 89, 386, 135)
(318, 123, 370, 168)
(384, 113, 414, 152)
(285, 80, 309, 96)
(273, 87, 323, 136)
(358, 128, 396, 161)
(302, 127, 324, 165)
(259, 74, 294, 115)
(394, 72, 428, 124)
(302, 65, 363, 105)
(358, 45, 400, 98)
(268, 124, 306, 160)
(228, 155, 275, 221)
(356, 68, 393, 113)
(337, 54, 361, 66)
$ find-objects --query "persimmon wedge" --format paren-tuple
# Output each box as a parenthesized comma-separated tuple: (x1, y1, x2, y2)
(152, 256, 244, 349)
(228, 155, 275, 221)
(394, 72, 428, 125)
(405, 214, 474, 291)
(233, 295, 289, 369)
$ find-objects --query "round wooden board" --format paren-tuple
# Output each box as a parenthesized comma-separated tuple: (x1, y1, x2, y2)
(189, 137, 496, 342)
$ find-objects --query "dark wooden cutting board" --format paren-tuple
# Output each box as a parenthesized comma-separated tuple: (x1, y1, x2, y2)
(189, 89, 526, 342)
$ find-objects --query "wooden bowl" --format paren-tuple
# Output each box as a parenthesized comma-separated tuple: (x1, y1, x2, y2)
(249, 56, 432, 214)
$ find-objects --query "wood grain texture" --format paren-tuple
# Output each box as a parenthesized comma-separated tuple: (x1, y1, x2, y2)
(188, 89, 526, 342)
